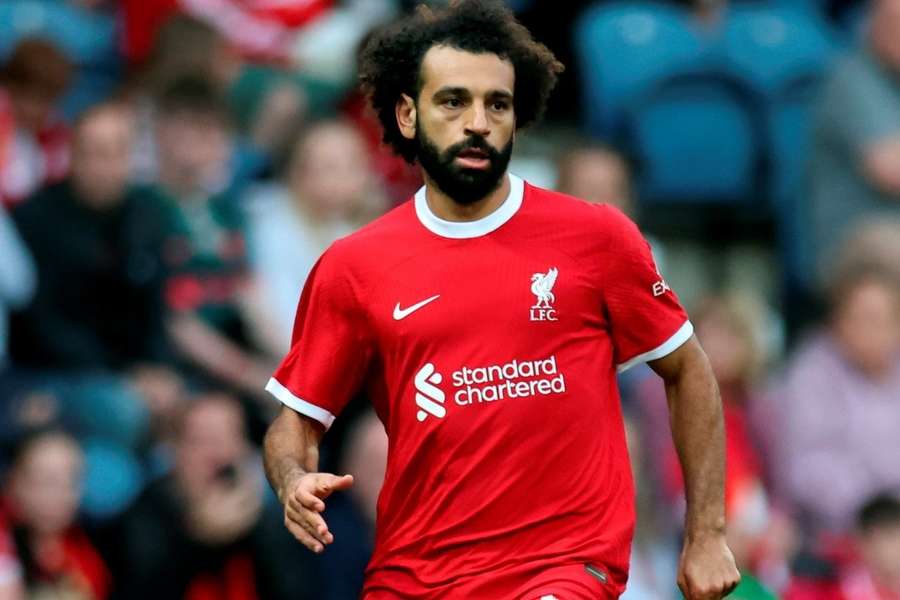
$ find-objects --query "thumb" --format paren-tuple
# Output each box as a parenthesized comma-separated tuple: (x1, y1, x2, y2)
(314, 473, 354, 498)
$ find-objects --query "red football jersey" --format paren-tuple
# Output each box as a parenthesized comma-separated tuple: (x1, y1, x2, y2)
(267, 175, 692, 599)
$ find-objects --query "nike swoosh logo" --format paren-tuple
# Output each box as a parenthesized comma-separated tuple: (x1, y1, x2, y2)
(393, 295, 440, 320)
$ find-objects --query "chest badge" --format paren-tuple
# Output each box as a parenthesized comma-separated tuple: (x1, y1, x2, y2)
(530, 267, 559, 322)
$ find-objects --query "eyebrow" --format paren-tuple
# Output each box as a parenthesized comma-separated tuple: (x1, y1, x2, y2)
(432, 87, 514, 101)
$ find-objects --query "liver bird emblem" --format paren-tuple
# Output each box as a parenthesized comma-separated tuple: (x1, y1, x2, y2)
(531, 267, 558, 308)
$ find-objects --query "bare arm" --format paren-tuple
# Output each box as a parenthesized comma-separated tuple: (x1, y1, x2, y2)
(263, 406, 324, 500)
(263, 406, 354, 553)
(167, 313, 274, 400)
(649, 335, 740, 600)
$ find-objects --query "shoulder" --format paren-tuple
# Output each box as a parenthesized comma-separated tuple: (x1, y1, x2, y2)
(524, 182, 646, 251)
(327, 201, 417, 260)
(13, 183, 66, 224)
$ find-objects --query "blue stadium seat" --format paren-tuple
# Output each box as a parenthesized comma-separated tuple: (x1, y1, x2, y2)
(574, 2, 707, 138)
(722, 5, 837, 97)
(622, 71, 763, 205)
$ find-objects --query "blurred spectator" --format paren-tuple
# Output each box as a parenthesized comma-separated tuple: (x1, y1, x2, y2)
(9, 102, 172, 371)
(0, 206, 34, 372)
(0, 522, 23, 599)
(245, 119, 385, 356)
(150, 76, 274, 407)
(554, 143, 670, 311)
(621, 415, 679, 600)
(775, 261, 900, 535)
(635, 293, 794, 591)
(0, 39, 72, 208)
(317, 409, 387, 600)
(785, 494, 900, 600)
(556, 144, 634, 214)
(106, 392, 319, 600)
(807, 0, 900, 283)
(130, 15, 242, 184)
(1, 428, 110, 599)
(121, 0, 335, 66)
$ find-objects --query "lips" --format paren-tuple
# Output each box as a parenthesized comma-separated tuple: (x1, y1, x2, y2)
(457, 148, 488, 159)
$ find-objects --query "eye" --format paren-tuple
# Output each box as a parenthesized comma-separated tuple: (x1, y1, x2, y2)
(491, 100, 510, 112)
(444, 97, 463, 109)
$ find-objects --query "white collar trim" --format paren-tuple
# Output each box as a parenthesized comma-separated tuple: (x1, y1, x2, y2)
(414, 173, 524, 239)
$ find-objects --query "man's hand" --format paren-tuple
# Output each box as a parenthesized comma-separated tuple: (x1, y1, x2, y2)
(281, 472, 354, 553)
(677, 534, 741, 599)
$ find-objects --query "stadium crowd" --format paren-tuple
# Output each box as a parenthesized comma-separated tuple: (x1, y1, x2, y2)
(0, 0, 898, 599)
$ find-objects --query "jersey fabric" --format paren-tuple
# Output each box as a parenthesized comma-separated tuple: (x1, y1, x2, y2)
(267, 174, 692, 599)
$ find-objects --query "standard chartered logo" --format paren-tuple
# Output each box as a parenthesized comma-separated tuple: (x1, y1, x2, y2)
(415, 363, 446, 422)
(413, 356, 566, 422)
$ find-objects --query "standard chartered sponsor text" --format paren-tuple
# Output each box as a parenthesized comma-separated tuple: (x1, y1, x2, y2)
(451, 355, 566, 405)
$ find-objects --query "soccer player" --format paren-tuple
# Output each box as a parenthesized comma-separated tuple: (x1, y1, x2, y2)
(262, 2, 741, 598)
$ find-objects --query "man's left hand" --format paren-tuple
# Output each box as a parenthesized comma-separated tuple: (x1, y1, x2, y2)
(677, 533, 741, 599)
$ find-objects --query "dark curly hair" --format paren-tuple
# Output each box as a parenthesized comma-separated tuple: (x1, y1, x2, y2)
(358, 0, 564, 164)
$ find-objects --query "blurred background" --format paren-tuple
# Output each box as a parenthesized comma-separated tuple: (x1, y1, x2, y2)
(0, 0, 898, 598)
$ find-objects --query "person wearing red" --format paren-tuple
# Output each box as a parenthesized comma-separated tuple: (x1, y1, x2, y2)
(262, 2, 740, 598)
(785, 495, 900, 600)
(2, 428, 110, 599)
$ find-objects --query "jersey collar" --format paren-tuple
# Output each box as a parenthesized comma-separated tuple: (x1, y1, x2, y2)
(414, 173, 524, 239)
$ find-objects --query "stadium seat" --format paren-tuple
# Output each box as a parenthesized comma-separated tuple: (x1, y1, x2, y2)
(574, 1, 707, 138)
(721, 5, 837, 97)
(621, 71, 764, 207)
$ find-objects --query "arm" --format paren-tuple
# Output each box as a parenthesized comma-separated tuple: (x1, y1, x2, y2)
(167, 313, 274, 400)
(263, 406, 353, 554)
(649, 336, 740, 600)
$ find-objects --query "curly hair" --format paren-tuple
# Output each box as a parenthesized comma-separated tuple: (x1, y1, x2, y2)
(358, 0, 564, 164)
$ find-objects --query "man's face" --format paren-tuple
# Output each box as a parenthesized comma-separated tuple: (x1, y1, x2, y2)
(156, 111, 229, 194)
(408, 46, 516, 204)
(175, 396, 248, 491)
(70, 106, 134, 208)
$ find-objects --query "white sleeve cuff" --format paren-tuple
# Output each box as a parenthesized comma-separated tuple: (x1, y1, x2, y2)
(265, 378, 336, 430)
(616, 320, 694, 373)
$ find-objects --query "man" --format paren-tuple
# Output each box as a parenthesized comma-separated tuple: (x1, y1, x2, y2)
(263, 2, 739, 598)
(107, 392, 321, 600)
(10, 101, 171, 370)
(807, 0, 900, 283)
(149, 76, 274, 407)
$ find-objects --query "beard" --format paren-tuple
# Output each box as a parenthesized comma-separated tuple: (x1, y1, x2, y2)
(415, 125, 513, 206)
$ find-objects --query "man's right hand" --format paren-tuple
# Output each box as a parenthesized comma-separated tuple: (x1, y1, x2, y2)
(281, 472, 354, 553)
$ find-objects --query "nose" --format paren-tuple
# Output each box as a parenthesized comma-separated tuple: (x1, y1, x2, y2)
(464, 102, 490, 137)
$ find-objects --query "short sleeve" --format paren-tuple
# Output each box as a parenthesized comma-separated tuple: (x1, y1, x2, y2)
(265, 247, 373, 429)
(600, 209, 693, 372)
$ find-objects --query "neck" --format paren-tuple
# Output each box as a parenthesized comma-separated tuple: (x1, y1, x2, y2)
(422, 172, 510, 222)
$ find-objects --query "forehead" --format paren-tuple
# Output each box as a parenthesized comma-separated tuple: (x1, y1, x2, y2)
(419, 45, 515, 96)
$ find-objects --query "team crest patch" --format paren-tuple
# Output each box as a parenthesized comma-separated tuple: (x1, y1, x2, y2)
(530, 267, 558, 321)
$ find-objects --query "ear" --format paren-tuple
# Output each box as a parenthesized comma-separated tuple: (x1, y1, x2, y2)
(396, 93, 417, 141)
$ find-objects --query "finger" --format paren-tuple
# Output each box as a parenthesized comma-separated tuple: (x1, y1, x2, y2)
(313, 473, 354, 499)
(286, 503, 333, 545)
(283, 516, 324, 553)
(291, 486, 326, 512)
